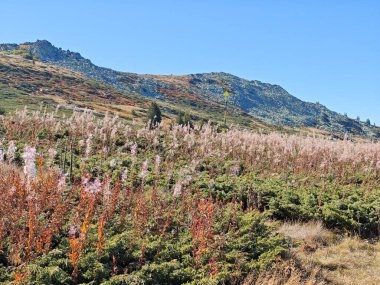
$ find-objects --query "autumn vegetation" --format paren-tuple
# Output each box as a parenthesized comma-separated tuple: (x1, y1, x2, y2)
(0, 107, 379, 284)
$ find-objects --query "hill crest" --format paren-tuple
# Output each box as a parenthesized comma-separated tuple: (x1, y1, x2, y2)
(1, 40, 379, 138)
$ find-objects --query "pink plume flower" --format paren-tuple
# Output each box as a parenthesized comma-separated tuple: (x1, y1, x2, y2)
(173, 181, 182, 198)
(22, 145, 37, 180)
(69, 226, 76, 238)
(131, 143, 138, 158)
(154, 155, 161, 174)
(121, 169, 128, 182)
(7, 141, 17, 162)
(82, 176, 102, 194)
(139, 160, 149, 180)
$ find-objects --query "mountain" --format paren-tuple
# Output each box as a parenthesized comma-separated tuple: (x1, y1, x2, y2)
(0, 47, 271, 131)
(1, 40, 379, 138)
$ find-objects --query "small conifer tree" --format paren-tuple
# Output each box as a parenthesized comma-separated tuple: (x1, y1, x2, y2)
(147, 102, 162, 128)
(176, 112, 193, 128)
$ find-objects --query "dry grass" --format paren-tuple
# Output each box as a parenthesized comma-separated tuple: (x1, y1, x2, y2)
(307, 237, 380, 285)
(278, 221, 335, 245)
(278, 222, 380, 285)
(276, 222, 380, 285)
(252, 263, 327, 285)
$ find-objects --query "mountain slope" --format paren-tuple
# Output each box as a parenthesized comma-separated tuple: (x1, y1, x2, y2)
(0, 51, 276, 131)
(1, 40, 379, 138)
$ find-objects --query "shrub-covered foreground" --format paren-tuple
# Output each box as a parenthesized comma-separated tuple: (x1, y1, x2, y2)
(0, 108, 379, 284)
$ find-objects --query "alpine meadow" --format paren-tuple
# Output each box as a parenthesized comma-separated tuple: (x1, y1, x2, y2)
(0, 1, 379, 285)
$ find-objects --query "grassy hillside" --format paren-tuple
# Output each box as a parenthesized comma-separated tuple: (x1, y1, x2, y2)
(2, 40, 379, 138)
(0, 53, 147, 116)
(0, 52, 279, 132)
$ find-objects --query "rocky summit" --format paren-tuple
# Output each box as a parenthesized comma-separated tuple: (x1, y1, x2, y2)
(1, 40, 379, 138)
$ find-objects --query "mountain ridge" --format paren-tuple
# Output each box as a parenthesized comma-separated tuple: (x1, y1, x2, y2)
(1, 40, 379, 138)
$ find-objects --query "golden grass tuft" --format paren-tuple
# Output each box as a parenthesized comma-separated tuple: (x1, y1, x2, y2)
(274, 222, 380, 285)
(278, 221, 335, 245)
(308, 237, 380, 285)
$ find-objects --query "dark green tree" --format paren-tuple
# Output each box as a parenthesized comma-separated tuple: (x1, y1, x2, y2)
(147, 102, 162, 128)
(176, 112, 193, 128)
(176, 113, 184, 125)
(24, 52, 34, 60)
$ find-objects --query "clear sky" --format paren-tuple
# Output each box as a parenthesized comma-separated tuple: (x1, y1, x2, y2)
(1, 0, 379, 124)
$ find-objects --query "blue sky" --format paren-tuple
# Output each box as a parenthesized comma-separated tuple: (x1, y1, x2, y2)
(1, 0, 379, 124)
